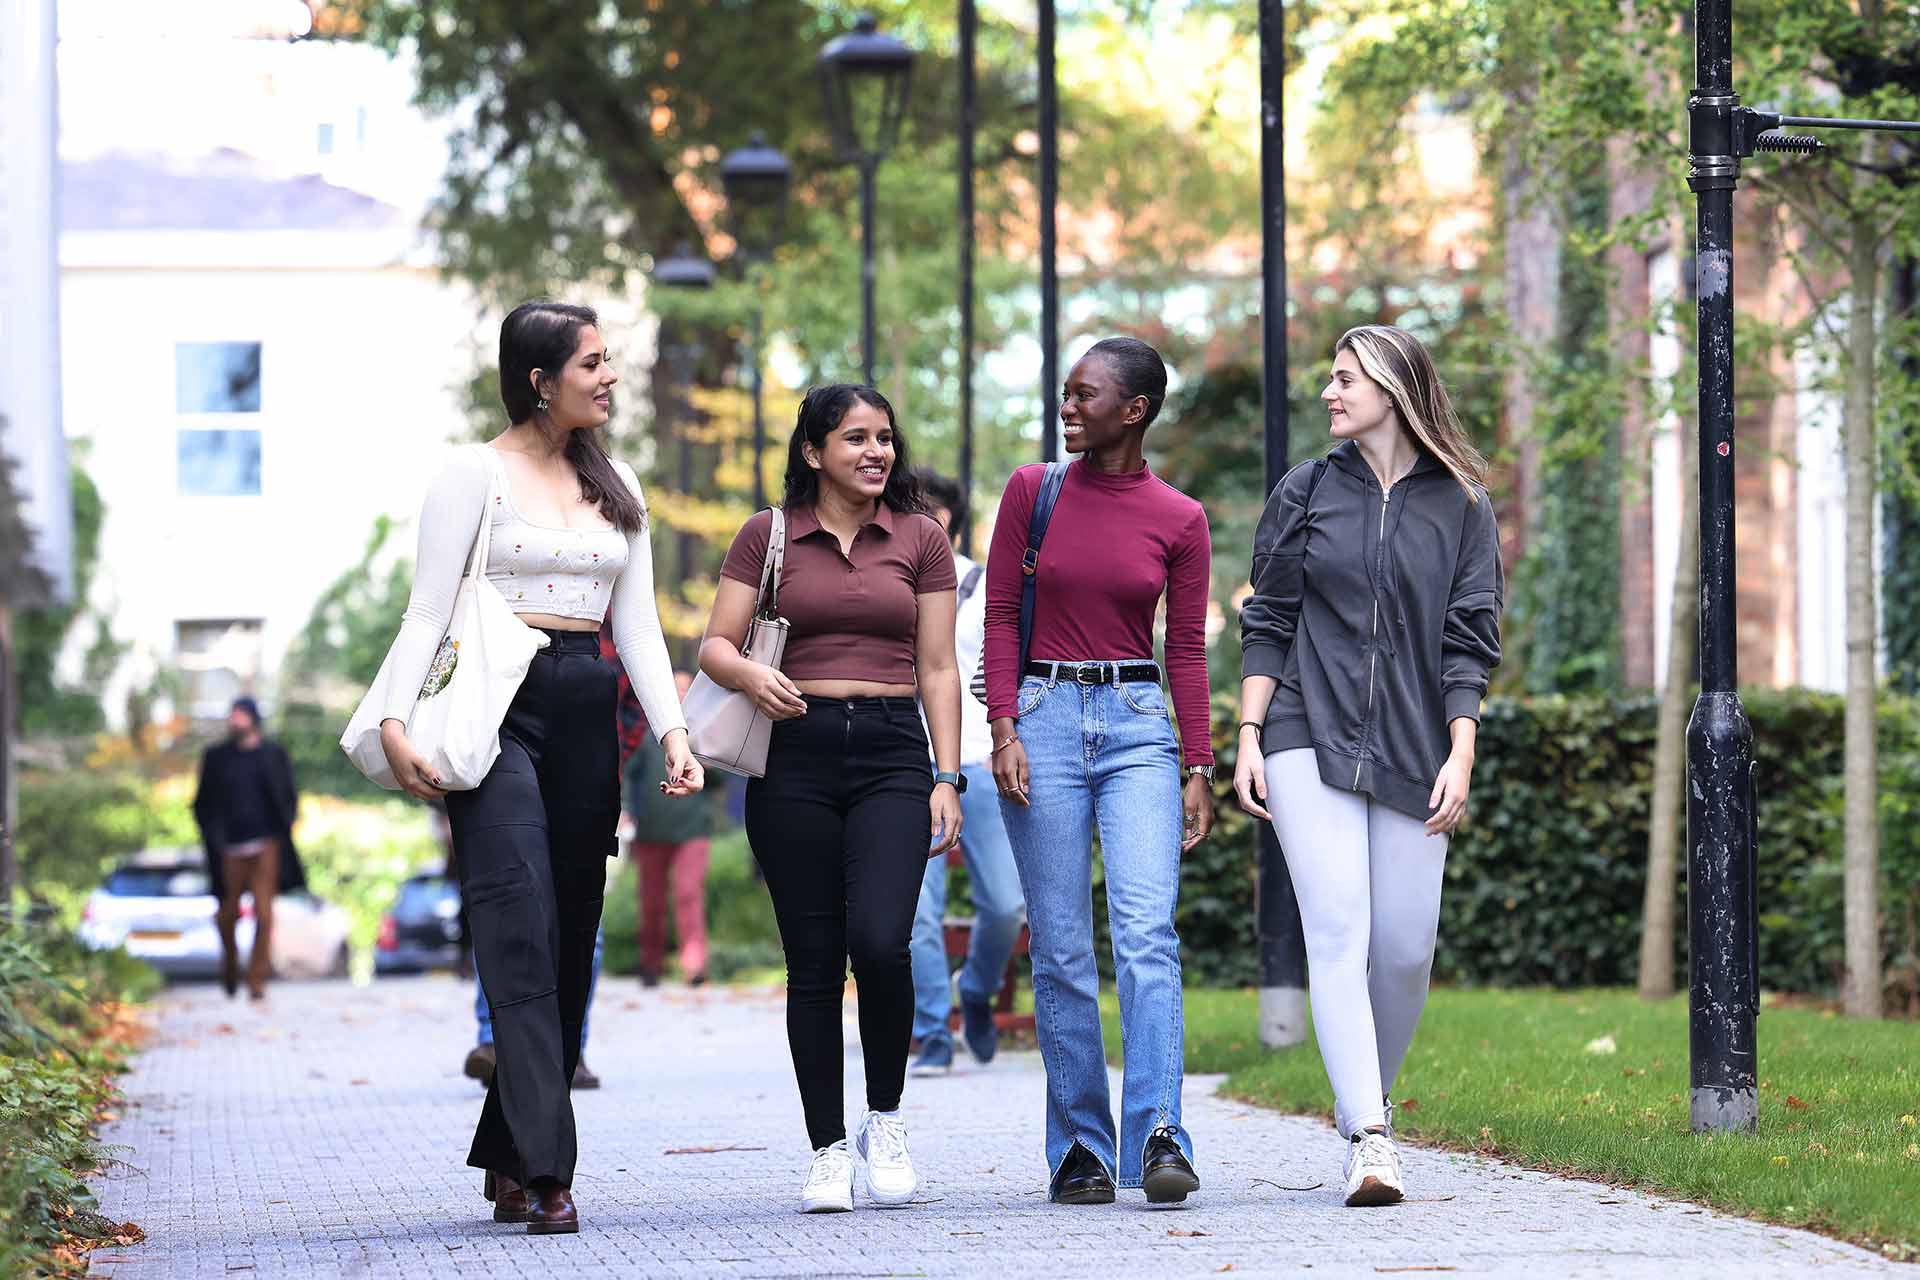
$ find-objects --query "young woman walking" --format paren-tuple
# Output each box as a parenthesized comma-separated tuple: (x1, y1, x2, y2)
(701, 385, 963, 1214)
(1235, 324, 1502, 1207)
(985, 336, 1213, 1205)
(378, 301, 703, 1234)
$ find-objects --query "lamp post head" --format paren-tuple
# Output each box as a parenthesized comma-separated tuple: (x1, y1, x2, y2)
(816, 13, 915, 166)
(652, 243, 716, 290)
(719, 132, 793, 260)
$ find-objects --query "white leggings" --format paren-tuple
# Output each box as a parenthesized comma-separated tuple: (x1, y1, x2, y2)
(1263, 748, 1448, 1138)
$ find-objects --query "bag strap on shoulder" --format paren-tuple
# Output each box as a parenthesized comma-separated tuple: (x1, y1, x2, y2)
(1016, 461, 1070, 672)
(757, 506, 787, 619)
(463, 444, 500, 583)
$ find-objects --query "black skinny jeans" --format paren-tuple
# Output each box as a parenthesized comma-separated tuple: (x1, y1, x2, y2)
(745, 695, 934, 1150)
(446, 630, 618, 1187)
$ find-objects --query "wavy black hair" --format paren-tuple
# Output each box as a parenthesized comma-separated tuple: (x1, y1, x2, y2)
(1084, 335, 1169, 429)
(498, 300, 644, 533)
(782, 384, 927, 515)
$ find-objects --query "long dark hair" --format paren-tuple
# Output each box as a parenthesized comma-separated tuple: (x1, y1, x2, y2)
(781, 384, 927, 515)
(498, 300, 645, 533)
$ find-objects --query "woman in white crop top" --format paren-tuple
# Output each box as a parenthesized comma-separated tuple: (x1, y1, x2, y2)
(379, 301, 702, 1235)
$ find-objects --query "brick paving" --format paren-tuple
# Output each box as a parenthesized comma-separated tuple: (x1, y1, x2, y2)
(88, 976, 1902, 1278)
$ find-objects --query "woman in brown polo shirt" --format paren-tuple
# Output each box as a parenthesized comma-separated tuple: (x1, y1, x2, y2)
(701, 384, 963, 1214)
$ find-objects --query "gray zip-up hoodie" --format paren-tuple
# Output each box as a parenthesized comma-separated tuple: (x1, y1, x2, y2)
(1240, 440, 1504, 821)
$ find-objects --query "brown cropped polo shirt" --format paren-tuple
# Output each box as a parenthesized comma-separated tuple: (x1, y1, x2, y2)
(719, 503, 957, 685)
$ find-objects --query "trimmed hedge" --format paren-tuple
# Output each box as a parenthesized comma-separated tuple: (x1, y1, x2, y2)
(1177, 689, 1920, 1011)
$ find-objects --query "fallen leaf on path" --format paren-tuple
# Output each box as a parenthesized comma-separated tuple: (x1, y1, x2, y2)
(348, 1079, 370, 1086)
(1375, 1269, 1457, 1274)
(1398, 1098, 1419, 1112)
(1215, 1266, 1235, 1273)
(1785, 1095, 1809, 1111)
(663, 1143, 768, 1155)
(1250, 1177, 1324, 1192)
(1168, 1228, 1211, 1237)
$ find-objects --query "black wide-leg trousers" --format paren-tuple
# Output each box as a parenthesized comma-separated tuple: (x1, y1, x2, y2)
(446, 629, 619, 1187)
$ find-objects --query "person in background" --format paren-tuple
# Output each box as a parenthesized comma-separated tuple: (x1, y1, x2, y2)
(626, 670, 712, 986)
(192, 695, 307, 1001)
(908, 472, 1025, 1076)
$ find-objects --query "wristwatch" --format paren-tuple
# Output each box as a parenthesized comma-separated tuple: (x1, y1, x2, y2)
(934, 770, 969, 794)
(1183, 764, 1216, 784)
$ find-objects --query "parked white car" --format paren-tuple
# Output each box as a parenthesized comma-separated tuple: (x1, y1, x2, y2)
(79, 846, 351, 980)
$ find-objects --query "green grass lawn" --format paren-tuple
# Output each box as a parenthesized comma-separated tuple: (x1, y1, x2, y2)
(1103, 987, 1920, 1259)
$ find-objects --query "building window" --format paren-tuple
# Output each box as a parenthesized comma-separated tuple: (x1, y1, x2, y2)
(317, 121, 336, 155)
(178, 429, 262, 497)
(176, 619, 264, 717)
(176, 342, 261, 413)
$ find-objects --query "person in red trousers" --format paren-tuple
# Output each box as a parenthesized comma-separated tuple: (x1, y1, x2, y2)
(626, 670, 712, 986)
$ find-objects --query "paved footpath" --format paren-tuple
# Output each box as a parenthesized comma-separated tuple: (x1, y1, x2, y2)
(90, 977, 1900, 1279)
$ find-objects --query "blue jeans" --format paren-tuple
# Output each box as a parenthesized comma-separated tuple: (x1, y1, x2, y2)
(477, 924, 603, 1053)
(998, 671, 1192, 1192)
(911, 761, 1027, 1045)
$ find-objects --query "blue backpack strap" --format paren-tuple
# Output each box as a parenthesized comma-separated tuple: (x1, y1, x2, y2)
(1016, 461, 1071, 675)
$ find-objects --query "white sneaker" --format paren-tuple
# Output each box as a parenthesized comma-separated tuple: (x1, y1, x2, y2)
(800, 1139, 854, 1213)
(854, 1109, 919, 1206)
(1342, 1130, 1405, 1207)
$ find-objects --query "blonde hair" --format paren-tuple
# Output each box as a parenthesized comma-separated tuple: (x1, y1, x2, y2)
(1335, 324, 1489, 502)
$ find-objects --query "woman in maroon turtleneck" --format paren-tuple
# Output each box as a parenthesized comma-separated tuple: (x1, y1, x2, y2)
(984, 336, 1213, 1205)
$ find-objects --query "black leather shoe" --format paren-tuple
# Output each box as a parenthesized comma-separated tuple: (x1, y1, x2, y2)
(1141, 1126, 1200, 1204)
(1051, 1143, 1115, 1204)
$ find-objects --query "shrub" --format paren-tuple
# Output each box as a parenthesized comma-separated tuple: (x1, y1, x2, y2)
(0, 918, 157, 1277)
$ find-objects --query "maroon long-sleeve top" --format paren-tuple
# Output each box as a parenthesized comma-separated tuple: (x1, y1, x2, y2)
(983, 460, 1214, 766)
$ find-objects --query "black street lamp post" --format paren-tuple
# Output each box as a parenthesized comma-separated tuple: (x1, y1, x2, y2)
(1254, 0, 1309, 1049)
(1039, 0, 1059, 463)
(1684, 0, 1919, 1133)
(818, 13, 915, 386)
(958, 0, 978, 553)
(719, 132, 793, 512)
(653, 245, 716, 588)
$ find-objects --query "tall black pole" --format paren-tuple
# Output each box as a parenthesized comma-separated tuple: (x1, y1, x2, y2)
(1254, 0, 1308, 1050)
(958, 0, 977, 554)
(861, 159, 878, 386)
(1038, 0, 1059, 461)
(1685, 0, 1758, 1135)
(751, 304, 766, 511)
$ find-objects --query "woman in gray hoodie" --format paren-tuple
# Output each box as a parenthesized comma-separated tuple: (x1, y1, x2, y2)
(1234, 324, 1503, 1209)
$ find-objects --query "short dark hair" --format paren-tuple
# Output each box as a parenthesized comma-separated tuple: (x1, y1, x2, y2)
(1086, 335, 1169, 428)
(782, 384, 927, 516)
(916, 470, 967, 539)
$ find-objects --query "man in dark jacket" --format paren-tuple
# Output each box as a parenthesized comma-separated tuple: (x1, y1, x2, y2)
(192, 696, 307, 999)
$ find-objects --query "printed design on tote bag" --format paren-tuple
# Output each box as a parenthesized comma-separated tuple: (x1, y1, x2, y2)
(419, 636, 460, 699)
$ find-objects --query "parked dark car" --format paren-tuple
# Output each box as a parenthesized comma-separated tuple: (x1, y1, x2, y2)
(374, 873, 465, 974)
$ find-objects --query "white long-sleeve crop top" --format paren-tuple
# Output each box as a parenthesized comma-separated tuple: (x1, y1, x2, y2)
(381, 444, 686, 741)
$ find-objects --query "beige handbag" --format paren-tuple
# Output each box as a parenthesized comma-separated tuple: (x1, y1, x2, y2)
(683, 507, 790, 777)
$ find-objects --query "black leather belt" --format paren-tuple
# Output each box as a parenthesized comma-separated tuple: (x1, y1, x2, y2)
(1025, 660, 1163, 686)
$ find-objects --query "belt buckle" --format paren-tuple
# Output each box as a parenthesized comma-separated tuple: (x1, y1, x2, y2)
(1074, 664, 1104, 685)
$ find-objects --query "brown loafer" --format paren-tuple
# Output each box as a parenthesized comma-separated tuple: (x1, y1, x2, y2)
(482, 1170, 531, 1224)
(526, 1184, 578, 1235)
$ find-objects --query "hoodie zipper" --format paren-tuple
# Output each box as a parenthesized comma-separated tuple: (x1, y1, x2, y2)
(1354, 483, 1391, 787)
